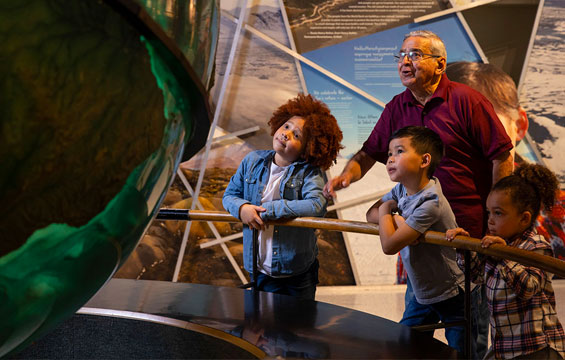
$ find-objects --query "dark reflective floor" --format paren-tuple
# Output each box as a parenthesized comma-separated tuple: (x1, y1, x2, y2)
(82, 279, 458, 359)
(12, 313, 257, 359)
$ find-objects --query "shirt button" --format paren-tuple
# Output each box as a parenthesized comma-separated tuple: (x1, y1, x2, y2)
(273, 251, 277, 255)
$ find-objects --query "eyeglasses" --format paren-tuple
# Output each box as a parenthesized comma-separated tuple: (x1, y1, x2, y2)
(394, 50, 442, 63)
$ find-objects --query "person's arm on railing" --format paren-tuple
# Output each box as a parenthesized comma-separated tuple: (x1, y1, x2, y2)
(375, 200, 421, 255)
(446, 228, 485, 284)
(481, 235, 552, 300)
(222, 155, 266, 231)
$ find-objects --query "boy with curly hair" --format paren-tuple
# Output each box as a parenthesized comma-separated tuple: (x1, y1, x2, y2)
(223, 93, 343, 300)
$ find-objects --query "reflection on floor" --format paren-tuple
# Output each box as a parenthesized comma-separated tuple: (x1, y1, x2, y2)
(316, 280, 565, 346)
(79, 279, 458, 359)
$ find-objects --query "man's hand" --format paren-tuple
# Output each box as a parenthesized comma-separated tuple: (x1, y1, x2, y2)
(322, 150, 376, 199)
(323, 173, 353, 199)
(239, 204, 266, 230)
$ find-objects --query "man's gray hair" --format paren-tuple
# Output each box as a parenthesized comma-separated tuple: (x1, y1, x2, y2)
(404, 30, 447, 58)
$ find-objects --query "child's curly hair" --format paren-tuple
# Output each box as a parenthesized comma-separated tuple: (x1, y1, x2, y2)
(268, 93, 343, 170)
(493, 163, 559, 225)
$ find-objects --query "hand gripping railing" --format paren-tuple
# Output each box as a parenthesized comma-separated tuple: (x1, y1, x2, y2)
(156, 208, 565, 358)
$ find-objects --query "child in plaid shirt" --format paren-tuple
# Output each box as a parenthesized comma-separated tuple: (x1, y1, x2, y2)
(447, 163, 565, 359)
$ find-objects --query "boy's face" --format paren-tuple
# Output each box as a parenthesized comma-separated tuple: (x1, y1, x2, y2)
(273, 116, 306, 167)
(386, 136, 425, 183)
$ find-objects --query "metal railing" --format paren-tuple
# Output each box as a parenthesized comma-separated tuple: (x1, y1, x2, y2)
(156, 208, 565, 358)
(157, 209, 565, 277)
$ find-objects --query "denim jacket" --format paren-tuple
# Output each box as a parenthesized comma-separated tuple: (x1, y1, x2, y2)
(222, 150, 327, 277)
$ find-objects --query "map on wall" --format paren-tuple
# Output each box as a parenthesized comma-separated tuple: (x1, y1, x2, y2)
(283, 0, 451, 54)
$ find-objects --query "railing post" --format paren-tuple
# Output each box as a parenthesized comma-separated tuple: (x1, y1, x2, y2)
(465, 250, 471, 359)
(252, 228, 258, 291)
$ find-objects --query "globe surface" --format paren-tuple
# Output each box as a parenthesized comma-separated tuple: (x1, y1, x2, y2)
(0, 0, 217, 356)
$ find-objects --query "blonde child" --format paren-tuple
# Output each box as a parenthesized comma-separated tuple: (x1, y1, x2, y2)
(447, 163, 565, 359)
(222, 93, 343, 300)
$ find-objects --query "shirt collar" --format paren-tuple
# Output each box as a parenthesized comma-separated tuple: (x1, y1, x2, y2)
(508, 226, 536, 247)
(402, 73, 450, 106)
(270, 159, 288, 175)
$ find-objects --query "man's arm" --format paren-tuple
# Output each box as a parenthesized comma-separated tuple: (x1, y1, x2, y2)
(378, 200, 421, 255)
(323, 150, 377, 198)
(492, 150, 513, 185)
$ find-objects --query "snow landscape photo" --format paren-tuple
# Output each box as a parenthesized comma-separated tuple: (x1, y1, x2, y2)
(211, 0, 303, 153)
(520, 0, 565, 183)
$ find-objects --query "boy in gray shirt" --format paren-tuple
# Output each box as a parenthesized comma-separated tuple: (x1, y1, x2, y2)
(366, 126, 468, 355)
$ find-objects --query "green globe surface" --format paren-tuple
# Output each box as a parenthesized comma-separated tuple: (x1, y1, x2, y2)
(0, 0, 217, 356)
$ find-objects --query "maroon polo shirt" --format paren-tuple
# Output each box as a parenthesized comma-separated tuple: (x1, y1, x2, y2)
(362, 74, 513, 238)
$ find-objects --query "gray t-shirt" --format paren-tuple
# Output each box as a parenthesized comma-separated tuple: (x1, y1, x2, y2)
(381, 177, 464, 304)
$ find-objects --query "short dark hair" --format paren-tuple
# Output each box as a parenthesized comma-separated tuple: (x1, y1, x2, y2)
(389, 126, 444, 178)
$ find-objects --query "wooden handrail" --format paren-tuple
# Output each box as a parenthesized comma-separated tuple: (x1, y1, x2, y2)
(156, 209, 565, 278)
(423, 231, 565, 279)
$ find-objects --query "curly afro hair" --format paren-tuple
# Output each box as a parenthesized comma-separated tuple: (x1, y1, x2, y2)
(493, 163, 559, 225)
(268, 93, 343, 170)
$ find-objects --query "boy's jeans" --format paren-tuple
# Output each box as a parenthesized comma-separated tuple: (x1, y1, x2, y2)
(400, 278, 484, 359)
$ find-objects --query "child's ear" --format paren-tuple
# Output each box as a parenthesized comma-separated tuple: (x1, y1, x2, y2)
(520, 211, 532, 227)
(421, 153, 431, 168)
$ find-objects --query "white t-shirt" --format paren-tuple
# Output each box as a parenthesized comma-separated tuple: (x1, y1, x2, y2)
(258, 160, 287, 275)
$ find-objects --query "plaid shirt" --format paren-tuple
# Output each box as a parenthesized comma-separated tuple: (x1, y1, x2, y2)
(457, 228, 565, 359)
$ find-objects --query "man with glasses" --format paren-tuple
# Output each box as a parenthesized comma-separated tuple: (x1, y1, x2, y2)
(323, 30, 513, 358)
